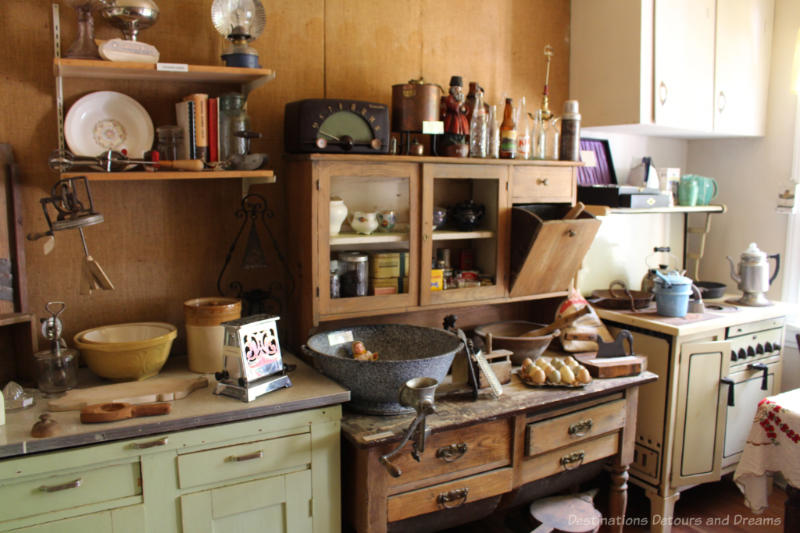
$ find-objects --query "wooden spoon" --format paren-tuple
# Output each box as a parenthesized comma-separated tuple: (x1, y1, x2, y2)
(80, 402, 171, 424)
(521, 306, 591, 337)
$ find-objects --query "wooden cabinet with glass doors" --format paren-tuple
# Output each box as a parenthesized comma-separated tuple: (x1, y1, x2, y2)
(285, 154, 582, 348)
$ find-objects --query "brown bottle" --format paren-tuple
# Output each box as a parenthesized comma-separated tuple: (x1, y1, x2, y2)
(499, 97, 517, 159)
(465, 82, 479, 123)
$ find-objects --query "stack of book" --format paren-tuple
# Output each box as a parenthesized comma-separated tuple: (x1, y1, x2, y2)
(175, 93, 220, 162)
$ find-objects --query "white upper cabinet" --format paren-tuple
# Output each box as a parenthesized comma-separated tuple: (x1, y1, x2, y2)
(570, 0, 774, 138)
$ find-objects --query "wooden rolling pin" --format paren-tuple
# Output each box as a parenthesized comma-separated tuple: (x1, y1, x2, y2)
(80, 402, 171, 424)
(521, 306, 591, 337)
(152, 159, 205, 171)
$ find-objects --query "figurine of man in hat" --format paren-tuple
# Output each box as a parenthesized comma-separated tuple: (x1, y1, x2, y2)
(440, 75, 469, 156)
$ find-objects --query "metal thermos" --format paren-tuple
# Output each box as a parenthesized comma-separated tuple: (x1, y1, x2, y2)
(559, 100, 581, 162)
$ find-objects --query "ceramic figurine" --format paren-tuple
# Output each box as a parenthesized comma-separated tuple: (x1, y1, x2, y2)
(330, 196, 348, 235)
(349, 211, 379, 234)
(377, 209, 396, 232)
(441, 76, 469, 157)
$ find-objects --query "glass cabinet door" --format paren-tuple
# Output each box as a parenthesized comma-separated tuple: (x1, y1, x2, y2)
(317, 161, 419, 317)
(420, 163, 508, 306)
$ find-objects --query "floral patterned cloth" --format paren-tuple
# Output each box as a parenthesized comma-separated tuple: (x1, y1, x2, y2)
(734, 388, 800, 513)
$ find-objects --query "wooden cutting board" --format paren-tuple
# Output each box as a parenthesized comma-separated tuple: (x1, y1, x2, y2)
(47, 376, 209, 412)
(574, 353, 646, 378)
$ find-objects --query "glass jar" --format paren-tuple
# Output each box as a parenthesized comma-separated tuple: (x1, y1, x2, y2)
(156, 125, 183, 160)
(340, 253, 368, 297)
(330, 259, 341, 298)
(219, 92, 250, 161)
(34, 347, 79, 396)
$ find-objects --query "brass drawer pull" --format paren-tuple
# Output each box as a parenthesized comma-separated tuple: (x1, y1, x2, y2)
(228, 450, 264, 463)
(560, 451, 585, 471)
(537, 178, 550, 186)
(436, 443, 468, 463)
(568, 419, 593, 437)
(129, 437, 168, 449)
(438, 487, 469, 509)
(39, 478, 82, 493)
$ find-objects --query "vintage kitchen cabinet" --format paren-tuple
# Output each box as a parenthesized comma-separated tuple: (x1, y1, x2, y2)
(0, 356, 349, 533)
(597, 303, 788, 533)
(340, 371, 656, 533)
(285, 154, 594, 348)
(570, 0, 774, 136)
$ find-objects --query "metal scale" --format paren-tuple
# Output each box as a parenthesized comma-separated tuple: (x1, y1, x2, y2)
(213, 314, 292, 402)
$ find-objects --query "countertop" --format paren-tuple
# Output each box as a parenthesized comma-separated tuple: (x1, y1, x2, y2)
(0, 353, 350, 459)
(341, 370, 658, 447)
(595, 296, 796, 337)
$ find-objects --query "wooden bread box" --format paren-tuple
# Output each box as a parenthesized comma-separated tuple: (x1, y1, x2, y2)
(509, 205, 601, 297)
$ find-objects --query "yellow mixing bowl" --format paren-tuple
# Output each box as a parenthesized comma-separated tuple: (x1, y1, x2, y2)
(74, 322, 177, 381)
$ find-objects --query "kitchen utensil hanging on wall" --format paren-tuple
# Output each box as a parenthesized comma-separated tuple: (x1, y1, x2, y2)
(26, 177, 114, 295)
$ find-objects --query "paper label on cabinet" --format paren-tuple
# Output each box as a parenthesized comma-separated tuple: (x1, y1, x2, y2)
(157, 63, 189, 72)
(328, 330, 354, 346)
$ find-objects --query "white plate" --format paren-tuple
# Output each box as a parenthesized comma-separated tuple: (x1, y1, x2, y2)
(65, 91, 154, 158)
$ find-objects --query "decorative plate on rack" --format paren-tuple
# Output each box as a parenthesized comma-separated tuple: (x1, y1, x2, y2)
(65, 91, 154, 158)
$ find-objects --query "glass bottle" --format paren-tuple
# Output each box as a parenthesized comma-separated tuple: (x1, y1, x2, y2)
(516, 96, 531, 160)
(547, 117, 560, 160)
(465, 81, 479, 123)
(499, 97, 517, 159)
(488, 104, 500, 159)
(469, 91, 488, 158)
(533, 109, 547, 160)
(219, 92, 249, 162)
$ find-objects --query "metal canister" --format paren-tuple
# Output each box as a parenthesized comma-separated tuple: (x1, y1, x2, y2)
(391, 78, 442, 133)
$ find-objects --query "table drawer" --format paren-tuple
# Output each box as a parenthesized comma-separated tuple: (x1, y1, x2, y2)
(177, 432, 310, 489)
(526, 398, 626, 456)
(521, 432, 620, 484)
(511, 166, 575, 204)
(387, 467, 513, 522)
(386, 419, 511, 490)
(0, 461, 141, 524)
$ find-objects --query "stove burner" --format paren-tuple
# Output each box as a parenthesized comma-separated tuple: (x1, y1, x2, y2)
(705, 302, 739, 313)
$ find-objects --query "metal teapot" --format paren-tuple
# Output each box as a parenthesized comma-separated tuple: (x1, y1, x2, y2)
(726, 242, 780, 306)
(641, 247, 681, 294)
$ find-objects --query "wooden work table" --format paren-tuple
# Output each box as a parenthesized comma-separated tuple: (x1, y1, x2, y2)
(340, 370, 657, 533)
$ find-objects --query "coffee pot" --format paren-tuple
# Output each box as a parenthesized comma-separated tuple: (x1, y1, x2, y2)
(726, 242, 780, 306)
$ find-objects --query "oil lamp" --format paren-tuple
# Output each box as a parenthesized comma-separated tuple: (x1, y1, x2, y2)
(211, 0, 266, 68)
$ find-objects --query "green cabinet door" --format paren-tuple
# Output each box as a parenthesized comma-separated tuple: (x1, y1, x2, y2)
(180, 470, 312, 533)
(10, 505, 145, 533)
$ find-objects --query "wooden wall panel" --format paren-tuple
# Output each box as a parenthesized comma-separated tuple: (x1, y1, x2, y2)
(0, 0, 569, 355)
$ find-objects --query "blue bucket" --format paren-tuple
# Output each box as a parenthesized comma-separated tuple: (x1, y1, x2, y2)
(653, 281, 693, 317)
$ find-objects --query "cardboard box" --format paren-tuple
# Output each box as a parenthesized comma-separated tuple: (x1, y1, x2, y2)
(369, 251, 410, 278)
(370, 276, 409, 295)
(431, 269, 444, 291)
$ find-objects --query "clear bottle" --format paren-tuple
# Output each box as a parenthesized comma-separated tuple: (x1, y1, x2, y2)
(488, 104, 500, 159)
(219, 92, 249, 162)
(547, 117, 560, 160)
(499, 98, 517, 159)
(469, 91, 488, 158)
(533, 109, 547, 160)
(516, 96, 531, 160)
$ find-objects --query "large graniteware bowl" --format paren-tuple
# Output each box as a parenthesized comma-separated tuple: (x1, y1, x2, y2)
(304, 324, 462, 415)
(474, 320, 557, 365)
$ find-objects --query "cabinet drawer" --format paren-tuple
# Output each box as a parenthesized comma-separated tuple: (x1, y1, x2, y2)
(526, 399, 626, 456)
(387, 467, 513, 522)
(0, 462, 141, 524)
(511, 166, 575, 204)
(386, 419, 511, 491)
(520, 433, 620, 485)
(177, 433, 310, 489)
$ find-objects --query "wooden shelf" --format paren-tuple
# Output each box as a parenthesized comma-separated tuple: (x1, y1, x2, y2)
(584, 204, 726, 216)
(62, 169, 275, 182)
(432, 230, 495, 241)
(330, 232, 409, 246)
(54, 58, 275, 88)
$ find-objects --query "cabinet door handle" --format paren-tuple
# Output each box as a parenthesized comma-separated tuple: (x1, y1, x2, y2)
(568, 419, 593, 437)
(436, 443, 468, 462)
(438, 487, 469, 509)
(560, 451, 585, 471)
(228, 450, 264, 462)
(721, 377, 735, 406)
(658, 81, 668, 105)
(537, 177, 550, 186)
(717, 91, 726, 113)
(39, 478, 82, 493)
(129, 437, 168, 449)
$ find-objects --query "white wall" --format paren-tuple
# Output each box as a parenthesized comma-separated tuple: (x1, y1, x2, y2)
(686, 0, 800, 300)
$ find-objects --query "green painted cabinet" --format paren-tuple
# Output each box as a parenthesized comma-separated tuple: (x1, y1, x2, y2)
(0, 406, 341, 533)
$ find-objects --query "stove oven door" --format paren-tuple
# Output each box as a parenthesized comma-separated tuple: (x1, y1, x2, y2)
(671, 340, 731, 489)
(721, 358, 781, 469)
